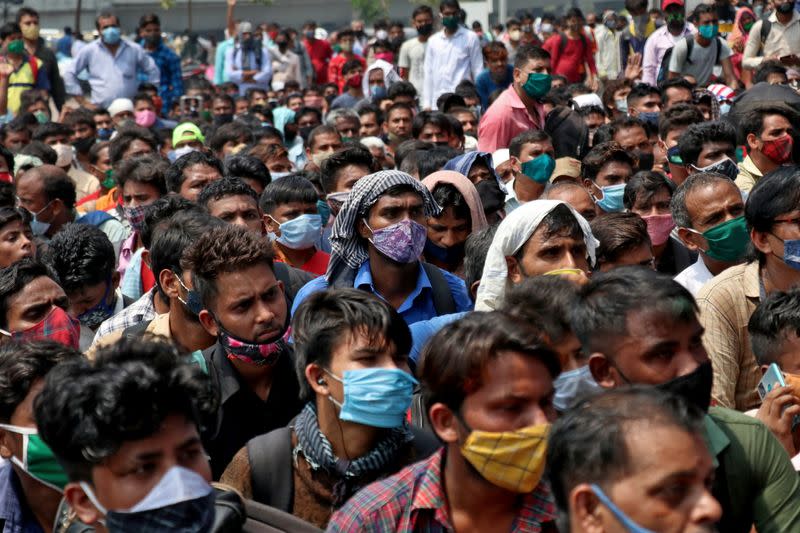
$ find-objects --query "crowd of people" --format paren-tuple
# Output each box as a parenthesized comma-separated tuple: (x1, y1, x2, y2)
(2, 0, 800, 530)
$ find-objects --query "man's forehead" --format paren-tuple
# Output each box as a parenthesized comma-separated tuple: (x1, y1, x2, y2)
(211, 195, 258, 211)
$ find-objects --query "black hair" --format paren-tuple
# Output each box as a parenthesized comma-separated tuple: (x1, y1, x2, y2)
(292, 289, 412, 401)
(746, 166, 800, 264)
(140, 195, 204, 250)
(749, 288, 800, 366)
(108, 126, 159, 165)
(412, 111, 453, 140)
(32, 122, 72, 143)
(19, 142, 56, 166)
(740, 105, 797, 141)
(342, 58, 364, 76)
(197, 176, 258, 210)
(165, 151, 224, 193)
(581, 142, 635, 183)
(755, 61, 788, 85)
(454, 80, 479, 101)
(388, 81, 417, 100)
(208, 122, 254, 153)
(590, 212, 651, 267)
(259, 174, 319, 214)
(417, 145, 461, 179)
(676, 121, 737, 167)
(463, 223, 498, 298)
(42, 224, 115, 294)
(509, 130, 551, 158)
(34, 337, 217, 481)
(0, 259, 57, 329)
(223, 154, 271, 189)
(394, 139, 433, 172)
(320, 145, 378, 193)
(670, 172, 735, 228)
(431, 182, 471, 223)
(307, 124, 341, 151)
(626, 82, 661, 107)
(513, 45, 551, 70)
(571, 266, 697, 356)
(15, 7, 39, 23)
(502, 276, 579, 347)
(115, 155, 169, 195)
(657, 103, 704, 140)
(623, 170, 675, 210)
(657, 78, 694, 105)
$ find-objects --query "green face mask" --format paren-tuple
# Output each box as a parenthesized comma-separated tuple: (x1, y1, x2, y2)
(690, 215, 750, 262)
(522, 72, 552, 100)
(442, 15, 460, 30)
(102, 169, 115, 190)
(0, 424, 69, 491)
(33, 110, 48, 124)
(7, 39, 24, 55)
(521, 153, 555, 184)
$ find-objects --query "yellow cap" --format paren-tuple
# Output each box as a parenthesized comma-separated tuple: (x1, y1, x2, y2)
(172, 122, 205, 147)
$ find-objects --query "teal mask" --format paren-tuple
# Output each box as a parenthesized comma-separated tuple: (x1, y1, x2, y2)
(441, 15, 459, 30)
(698, 23, 718, 39)
(0, 424, 69, 491)
(521, 154, 555, 184)
(522, 72, 552, 99)
(688, 215, 749, 262)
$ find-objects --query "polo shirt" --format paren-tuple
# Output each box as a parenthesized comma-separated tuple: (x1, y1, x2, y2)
(477, 85, 545, 153)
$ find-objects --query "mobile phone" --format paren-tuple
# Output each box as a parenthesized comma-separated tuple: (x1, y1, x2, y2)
(758, 363, 786, 400)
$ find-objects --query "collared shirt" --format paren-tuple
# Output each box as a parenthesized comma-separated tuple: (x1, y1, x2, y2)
(735, 155, 764, 193)
(593, 25, 621, 79)
(139, 41, 184, 114)
(64, 39, 160, 109)
(92, 287, 157, 344)
(291, 260, 472, 326)
(214, 38, 234, 85)
(743, 11, 800, 69)
(696, 261, 761, 410)
(705, 407, 800, 533)
(0, 461, 44, 533)
(224, 43, 273, 94)
(477, 85, 545, 153)
(270, 47, 302, 90)
(327, 449, 556, 532)
(641, 24, 695, 86)
(674, 255, 714, 296)
(203, 341, 303, 480)
(79, 288, 126, 352)
(422, 27, 483, 110)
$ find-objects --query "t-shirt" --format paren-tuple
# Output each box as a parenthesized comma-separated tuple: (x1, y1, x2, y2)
(398, 38, 427, 95)
(668, 36, 731, 86)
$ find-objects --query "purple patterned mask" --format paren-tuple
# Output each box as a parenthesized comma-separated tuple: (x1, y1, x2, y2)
(366, 219, 427, 264)
(220, 325, 291, 366)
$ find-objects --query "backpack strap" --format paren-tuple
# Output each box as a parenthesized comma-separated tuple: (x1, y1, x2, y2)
(247, 426, 294, 511)
(558, 32, 568, 54)
(760, 19, 772, 52)
(28, 55, 38, 82)
(421, 262, 457, 316)
(685, 34, 695, 65)
(76, 210, 115, 227)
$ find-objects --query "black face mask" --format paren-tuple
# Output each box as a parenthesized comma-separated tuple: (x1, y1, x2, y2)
(299, 125, 315, 143)
(417, 23, 434, 37)
(634, 150, 655, 172)
(213, 113, 233, 126)
(144, 34, 161, 46)
(778, 2, 794, 14)
(72, 136, 96, 154)
(655, 360, 713, 412)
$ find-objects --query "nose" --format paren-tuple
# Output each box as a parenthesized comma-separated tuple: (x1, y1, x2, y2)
(253, 298, 277, 328)
(439, 231, 459, 248)
(692, 487, 723, 527)
(561, 250, 578, 269)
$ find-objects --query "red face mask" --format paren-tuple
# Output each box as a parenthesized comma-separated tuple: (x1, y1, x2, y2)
(761, 134, 794, 165)
(374, 52, 394, 63)
(9, 306, 80, 349)
(346, 74, 362, 88)
(0, 172, 12, 183)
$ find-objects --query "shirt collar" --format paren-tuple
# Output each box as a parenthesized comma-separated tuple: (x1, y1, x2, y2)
(409, 450, 453, 527)
(507, 85, 527, 109)
(354, 260, 432, 313)
(210, 343, 242, 404)
(743, 261, 761, 299)
(703, 413, 730, 468)
(741, 155, 763, 177)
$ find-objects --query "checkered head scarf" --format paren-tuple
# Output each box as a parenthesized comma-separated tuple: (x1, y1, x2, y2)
(327, 170, 441, 284)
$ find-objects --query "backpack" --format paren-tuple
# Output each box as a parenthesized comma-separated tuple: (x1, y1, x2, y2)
(544, 105, 589, 159)
(758, 18, 772, 54)
(75, 210, 115, 228)
(657, 34, 723, 84)
(234, 41, 264, 70)
(558, 31, 589, 54)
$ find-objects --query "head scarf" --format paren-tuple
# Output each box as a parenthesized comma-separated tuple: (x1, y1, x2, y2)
(693, 88, 720, 121)
(730, 6, 755, 48)
(327, 170, 441, 284)
(362, 59, 401, 96)
(475, 200, 597, 311)
(422, 171, 488, 233)
(271, 107, 296, 136)
(443, 151, 507, 193)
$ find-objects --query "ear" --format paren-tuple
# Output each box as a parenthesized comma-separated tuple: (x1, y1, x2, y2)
(677, 227, 706, 253)
(198, 309, 218, 337)
(160, 269, 180, 300)
(64, 482, 103, 526)
(583, 178, 595, 195)
(751, 229, 774, 256)
(357, 217, 371, 240)
(760, 364, 770, 376)
(657, 138, 667, 153)
(263, 214, 280, 235)
(505, 255, 524, 284)
(746, 132, 758, 151)
(305, 146, 312, 160)
(469, 280, 480, 301)
(588, 353, 617, 388)
(571, 484, 605, 533)
(111, 270, 121, 290)
(428, 402, 459, 444)
(305, 363, 329, 396)
(141, 249, 151, 269)
(382, 121, 390, 134)
(0, 428, 12, 459)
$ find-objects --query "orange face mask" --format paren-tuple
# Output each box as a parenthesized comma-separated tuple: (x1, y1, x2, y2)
(783, 372, 800, 398)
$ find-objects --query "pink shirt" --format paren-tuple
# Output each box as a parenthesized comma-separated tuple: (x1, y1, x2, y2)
(477, 85, 545, 153)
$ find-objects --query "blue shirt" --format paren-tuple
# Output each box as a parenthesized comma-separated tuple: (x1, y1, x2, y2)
(64, 39, 160, 108)
(475, 65, 513, 109)
(0, 461, 44, 533)
(139, 41, 184, 115)
(214, 38, 234, 85)
(291, 260, 472, 325)
(224, 43, 273, 94)
(409, 312, 468, 368)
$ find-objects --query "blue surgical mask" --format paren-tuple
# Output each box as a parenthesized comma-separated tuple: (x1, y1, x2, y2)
(591, 484, 657, 533)
(270, 171, 291, 180)
(174, 272, 203, 316)
(316, 199, 331, 226)
(719, 103, 731, 115)
(780, 238, 800, 270)
(424, 239, 465, 266)
(101, 26, 122, 46)
(325, 367, 418, 428)
(25, 201, 53, 237)
(637, 111, 660, 126)
(370, 85, 387, 100)
(272, 213, 322, 250)
(594, 183, 626, 213)
(698, 23, 718, 39)
(521, 153, 555, 184)
(97, 127, 114, 141)
(78, 281, 116, 330)
(553, 365, 603, 412)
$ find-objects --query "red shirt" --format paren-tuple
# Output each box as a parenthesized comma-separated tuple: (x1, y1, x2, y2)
(477, 85, 545, 153)
(304, 38, 333, 84)
(328, 54, 366, 91)
(542, 32, 597, 83)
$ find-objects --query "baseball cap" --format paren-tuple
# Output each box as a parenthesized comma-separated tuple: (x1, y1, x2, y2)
(551, 157, 582, 183)
(107, 98, 134, 118)
(172, 122, 205, 147)
(238, 21, 253, 35)
(662, 0, 684, 10)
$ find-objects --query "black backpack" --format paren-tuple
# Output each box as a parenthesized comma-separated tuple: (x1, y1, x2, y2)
(756, 18, 773, 54)
(544, 105, 589, 159)
(657, 34, 724, 84)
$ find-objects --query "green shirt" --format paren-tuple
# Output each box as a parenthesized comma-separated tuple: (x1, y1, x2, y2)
(706, 406, 800, 533)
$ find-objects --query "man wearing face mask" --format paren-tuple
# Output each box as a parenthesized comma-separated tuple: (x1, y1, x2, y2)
(288, 107, 323, 169)
(329, 312, 560, 531)
(0, 21, 49, 118)
(328, 30, 366, 91)
(672, 173, 748, 296)
(138, 14, 182, 116)
(222, 289, 439, 528)
(574, 267, 800, 533)
(330, 60, 366, 110)
(43, 224, 131, 351)
(581, 141, 636, 215)
(183, 225, 304, 479)
(742, 0, 800, 71)
(64, 13, 160, 109)
(225, 21, 273, 96)
(677, 120, 739, 182)
(736, 105, 796, 193)
(0, 341, 81, 533)
(303, 20, 332, 85)
(32, 122, 100, 203)
(625, 83, 662, 128)
(270, 30, 302, 91)
(667, 5, 738, 88)
(14, 8, 63, 111)
(292, 170, 472, 325)
(477, 45, 552, 152)
(399, 5, 434, 96)
(35, 338, 240, 532)
(303, 125, 343, 173)
(261, 174, 330, 276)
(642, 0, 694, 86)
(608, 117, 656, 174)
(422, 0, 483, 111)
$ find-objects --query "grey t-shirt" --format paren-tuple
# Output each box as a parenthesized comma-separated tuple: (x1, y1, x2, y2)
(398, 38, 427, 95)
(668, 35, 732, 85)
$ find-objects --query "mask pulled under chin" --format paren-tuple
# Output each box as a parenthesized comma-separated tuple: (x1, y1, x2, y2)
(220, 324, 291, 366)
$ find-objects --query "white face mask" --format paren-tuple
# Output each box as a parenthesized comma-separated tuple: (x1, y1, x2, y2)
(52, 143, 74, 167)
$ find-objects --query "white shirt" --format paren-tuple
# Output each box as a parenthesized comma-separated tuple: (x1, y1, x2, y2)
(398, 38, 427, 96)
(422, 27, 483, 110)
(674, 255, 713, 296)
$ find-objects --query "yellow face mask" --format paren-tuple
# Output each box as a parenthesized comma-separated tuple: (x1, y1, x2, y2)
(543, 268, 583, 277)
(460, 423, 549, 493)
